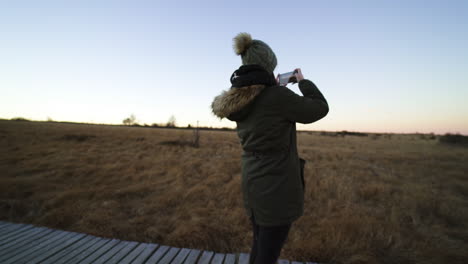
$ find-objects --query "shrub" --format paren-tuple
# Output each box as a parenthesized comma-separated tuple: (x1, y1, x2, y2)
(10, 117, 30, 122)
(123, 114, 137, 126)
(60, 134, 96, 142)
(338, 131, 368, 137)
(439, 133, 468, 146)
(166, 115, 176, 128)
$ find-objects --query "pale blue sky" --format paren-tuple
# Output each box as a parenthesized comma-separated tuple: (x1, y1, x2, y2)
(1, 0, 467, 134)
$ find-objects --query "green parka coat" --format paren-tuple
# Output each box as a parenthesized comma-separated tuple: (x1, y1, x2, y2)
(211, 79, 328, 226)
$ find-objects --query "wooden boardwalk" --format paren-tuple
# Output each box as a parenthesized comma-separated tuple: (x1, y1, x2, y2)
(0, 220, 316, 264)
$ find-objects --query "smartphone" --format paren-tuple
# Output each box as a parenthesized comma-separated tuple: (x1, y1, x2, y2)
(278, 69, 298, 86)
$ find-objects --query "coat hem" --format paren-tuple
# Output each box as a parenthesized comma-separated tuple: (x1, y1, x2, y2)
(246, 207, 303, 226)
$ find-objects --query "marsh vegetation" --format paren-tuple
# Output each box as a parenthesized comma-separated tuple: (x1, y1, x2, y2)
(0, 120, 467, 264)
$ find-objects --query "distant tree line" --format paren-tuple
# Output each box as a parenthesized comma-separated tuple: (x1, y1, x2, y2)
(121, 114, 233, 131)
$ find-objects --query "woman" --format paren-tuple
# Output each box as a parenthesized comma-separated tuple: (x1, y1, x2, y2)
(211, 32, 329, 264)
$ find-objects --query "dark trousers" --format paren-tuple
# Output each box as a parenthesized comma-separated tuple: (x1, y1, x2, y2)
(249, 211, 292, 264)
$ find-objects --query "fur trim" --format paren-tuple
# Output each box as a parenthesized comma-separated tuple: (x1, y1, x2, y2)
(233, 32, 253, 55)
(211, 85, 265, 119)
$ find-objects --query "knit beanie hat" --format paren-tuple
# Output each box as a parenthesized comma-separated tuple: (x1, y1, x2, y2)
(233, 32, 277, 74)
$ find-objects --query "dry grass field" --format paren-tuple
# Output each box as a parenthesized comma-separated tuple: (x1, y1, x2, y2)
(1, 120, 467, 264)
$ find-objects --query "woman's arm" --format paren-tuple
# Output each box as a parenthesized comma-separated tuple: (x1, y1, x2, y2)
(279, 78, 329, 124)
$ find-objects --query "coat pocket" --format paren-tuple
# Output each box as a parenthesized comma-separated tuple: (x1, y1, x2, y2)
(299, 157, 306, 192)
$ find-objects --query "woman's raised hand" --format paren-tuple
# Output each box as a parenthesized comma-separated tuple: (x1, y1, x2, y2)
(294, 68, 304, 82)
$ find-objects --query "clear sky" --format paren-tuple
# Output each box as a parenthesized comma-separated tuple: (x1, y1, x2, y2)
(1, 0, 467, 134)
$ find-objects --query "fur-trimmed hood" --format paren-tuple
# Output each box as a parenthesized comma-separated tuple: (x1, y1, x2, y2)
(211, 84, 266, 121)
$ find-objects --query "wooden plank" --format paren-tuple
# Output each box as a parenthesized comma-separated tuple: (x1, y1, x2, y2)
(19, 231, 78, 262)
(4, 230, 71, 263)
(104, 241, 139, 264)
(41, 235, 102, 264)
(0, 224, 9, 232)
(0, 223, 18, 234)
(224, 253, 236, 264)
(0, 225, 41, 247)
(24, 231, 84, 263)
(145, 245, 170, 264)
(0, 226, 13, 235)
(170, 248, 191, 264)
(212, 253, 226, 264)
(238, 253, 250, 264)
(198, 251, 215, 264)
(0, 227, 53, 253)
(0, 221, 12, 229)
(0, 223, 34, 240)
(26, 232, 86, 264)
(55, 237, 109, 264)
(90, 240, 133, 264)
(1, 229, 70, 264)
(75, 238, 121, 264)
(0, 228, 58, 260)
(0, 222, 313, 264)
(157, 247, 180, 264)
(0, 224, 11, 232)
(67, 238, 111, 264)
(129, 243, 159, 264)
(0, 223, 27, 236)
(184, 249, 201, 264)
(117, 242, 147, 264)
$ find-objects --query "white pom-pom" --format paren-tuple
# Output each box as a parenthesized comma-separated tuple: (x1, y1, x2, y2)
(233, 32, 253, 55)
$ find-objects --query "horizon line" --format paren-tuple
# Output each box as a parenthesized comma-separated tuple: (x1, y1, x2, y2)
(2, 117, 467, 136)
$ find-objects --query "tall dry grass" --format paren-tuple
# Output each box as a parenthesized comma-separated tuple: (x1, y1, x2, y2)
(0, 120, 467, 264)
